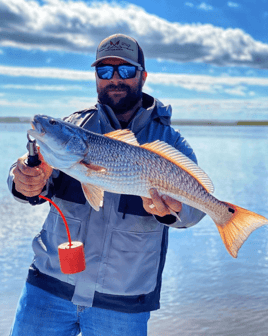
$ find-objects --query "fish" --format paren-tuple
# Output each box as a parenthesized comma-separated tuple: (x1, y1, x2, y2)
(27, 114, 268, 258)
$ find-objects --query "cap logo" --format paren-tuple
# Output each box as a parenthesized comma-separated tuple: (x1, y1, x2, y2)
(110, 40, 120, 46)
(99, 40, 134, 53)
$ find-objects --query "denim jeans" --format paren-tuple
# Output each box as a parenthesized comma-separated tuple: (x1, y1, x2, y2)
(10, 282, 150, 336)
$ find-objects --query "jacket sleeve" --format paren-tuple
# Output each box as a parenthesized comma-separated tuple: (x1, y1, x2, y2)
(153, 128, 206, 228)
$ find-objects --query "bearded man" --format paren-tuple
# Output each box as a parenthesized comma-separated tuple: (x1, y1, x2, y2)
(8, 34, 205, 336)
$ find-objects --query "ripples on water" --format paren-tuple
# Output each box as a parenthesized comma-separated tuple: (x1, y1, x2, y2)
(1, 124, 268, 335)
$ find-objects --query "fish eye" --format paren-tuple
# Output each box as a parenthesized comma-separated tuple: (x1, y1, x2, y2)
(49, 119, 57, 125)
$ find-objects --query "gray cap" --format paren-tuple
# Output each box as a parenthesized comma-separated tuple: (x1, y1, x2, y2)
(91, 34, 145, 70)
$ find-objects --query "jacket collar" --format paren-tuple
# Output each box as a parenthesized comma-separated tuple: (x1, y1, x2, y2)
(97, 93, 172, 134)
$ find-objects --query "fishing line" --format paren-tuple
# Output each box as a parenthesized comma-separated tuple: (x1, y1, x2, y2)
(39, 195, 72, 246)
(38, 195, 86, 274)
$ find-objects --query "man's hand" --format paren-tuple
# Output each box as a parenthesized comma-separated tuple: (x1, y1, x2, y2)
(141, 188, 182, 217)
(13, 151, 53, 197)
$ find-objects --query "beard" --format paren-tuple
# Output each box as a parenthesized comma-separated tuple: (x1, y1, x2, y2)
(97, 78, 143, 115)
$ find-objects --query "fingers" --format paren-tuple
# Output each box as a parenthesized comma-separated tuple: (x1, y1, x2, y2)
(162, 195, 182, 213)
(148, 189, 170, 216)
(141, 196, 159, 215)
(13, 155, 48, 197)
(141, 188, 182, 218)
(16, 155, 43, 177)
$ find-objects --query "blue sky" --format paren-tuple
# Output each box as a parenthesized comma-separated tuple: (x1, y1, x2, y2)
(0, 0, 268, 120)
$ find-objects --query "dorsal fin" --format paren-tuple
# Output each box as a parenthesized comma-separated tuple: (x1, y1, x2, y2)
(141, 140, 214, 193)
(104, 129, 140, 146)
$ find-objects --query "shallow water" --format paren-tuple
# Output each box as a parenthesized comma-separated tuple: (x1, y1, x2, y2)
(1, 124, 268, 335)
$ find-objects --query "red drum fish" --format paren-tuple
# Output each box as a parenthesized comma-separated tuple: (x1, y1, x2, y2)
(28, 114, 268, 258)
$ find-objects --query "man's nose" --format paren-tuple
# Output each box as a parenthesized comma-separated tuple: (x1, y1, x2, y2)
(111, 70, 122, 82)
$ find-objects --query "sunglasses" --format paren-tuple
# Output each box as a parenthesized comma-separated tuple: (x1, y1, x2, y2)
(96, 64, 143, 80)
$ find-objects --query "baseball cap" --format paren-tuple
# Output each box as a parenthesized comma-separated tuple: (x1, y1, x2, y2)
(91, 34, 145, 70)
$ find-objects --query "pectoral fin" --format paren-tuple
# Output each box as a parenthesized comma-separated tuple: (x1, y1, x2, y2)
(81, 183, 104, 211)
(80, 160, 107, 176)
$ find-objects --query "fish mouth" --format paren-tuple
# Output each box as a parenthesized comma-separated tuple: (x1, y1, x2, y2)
(27, 119, 46, 139)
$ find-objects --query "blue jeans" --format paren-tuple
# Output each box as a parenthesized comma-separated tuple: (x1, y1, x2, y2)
(10, 282, 150, 336)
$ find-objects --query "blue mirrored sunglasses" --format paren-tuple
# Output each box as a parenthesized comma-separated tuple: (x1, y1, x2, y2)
(96, 64, 143, 80)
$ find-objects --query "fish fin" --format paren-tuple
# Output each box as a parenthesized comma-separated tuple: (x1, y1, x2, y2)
(215, 202, 268, 258)
(104, 129, 140, 146)
(80, 160, 107, 173)
(141, 141, 214, 193)
(81, 183, 104, 211)
(168, 207, 182, 222)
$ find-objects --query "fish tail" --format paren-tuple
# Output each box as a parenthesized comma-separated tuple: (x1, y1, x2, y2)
(215, 202, 268, 258)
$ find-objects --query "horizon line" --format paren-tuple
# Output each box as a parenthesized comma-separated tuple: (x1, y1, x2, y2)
(1, 117, 268, 126)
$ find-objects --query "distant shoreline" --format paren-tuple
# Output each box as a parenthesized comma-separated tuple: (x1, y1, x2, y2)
(0, 117, 32, 123)
(1, 116, 268, 126)
(172, 120, 268, 126)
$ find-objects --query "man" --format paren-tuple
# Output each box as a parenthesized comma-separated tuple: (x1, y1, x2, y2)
(8, 34, 205, 336)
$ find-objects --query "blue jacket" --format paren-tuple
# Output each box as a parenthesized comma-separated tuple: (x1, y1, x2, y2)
(7, 93, 205, 313)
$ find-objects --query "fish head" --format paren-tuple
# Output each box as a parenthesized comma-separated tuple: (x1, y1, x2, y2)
(27, 114, 88, 169)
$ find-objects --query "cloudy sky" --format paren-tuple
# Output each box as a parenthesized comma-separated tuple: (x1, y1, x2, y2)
(0, 0, 268, 120)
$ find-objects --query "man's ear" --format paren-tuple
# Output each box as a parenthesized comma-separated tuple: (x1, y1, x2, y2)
(141, 71, 148, 87)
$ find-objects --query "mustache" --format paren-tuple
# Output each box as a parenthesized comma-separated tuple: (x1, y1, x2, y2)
(105, 84, 130, 91)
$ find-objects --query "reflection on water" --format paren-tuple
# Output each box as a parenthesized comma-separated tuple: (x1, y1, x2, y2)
(1, 125, 268, 335)
(149, 223, 268, 336)
(0, 200, 49, 334)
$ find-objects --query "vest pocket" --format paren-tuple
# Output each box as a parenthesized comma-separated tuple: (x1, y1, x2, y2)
(102, 230, 162, 295)
(33, 208, 82, 272)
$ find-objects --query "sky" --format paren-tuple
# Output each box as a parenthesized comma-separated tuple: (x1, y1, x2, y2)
(0, 0, 268, 120)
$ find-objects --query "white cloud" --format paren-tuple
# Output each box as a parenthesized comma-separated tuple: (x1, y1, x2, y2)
(149, 72, 268, 96)
(0, 96, 97, 117)
(159, 98, 268, 120)
(0, 98, 39, 107)
(185, 1, 213, 10)
(0, 0, 268, 69)
(34, 96, 98, 111)
(227, 2, 239, 8)
(185, 2, 194, 7)
(143, 83, 154, 94)
(198, 2, 213, 10)
(0, 65, 95, 81)
(2, 94, 268, 121)
(1, 65, 268, 97)
(224, 86, 247, 96)
(2, 84, 84, 91)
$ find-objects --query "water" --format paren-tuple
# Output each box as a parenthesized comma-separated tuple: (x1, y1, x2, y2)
(1, 124, 268, 335)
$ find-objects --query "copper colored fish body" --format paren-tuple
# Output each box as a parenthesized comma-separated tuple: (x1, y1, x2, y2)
(28, 115, 268, 258)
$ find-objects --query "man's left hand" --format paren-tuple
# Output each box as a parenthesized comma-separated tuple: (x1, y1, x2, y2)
(141, 188, 182, 217)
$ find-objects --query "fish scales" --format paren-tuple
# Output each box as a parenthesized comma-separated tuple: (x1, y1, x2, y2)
(81, 135, 150, 195)
(70, 131, 237, 217)
(85, 135, 217, 212)
(28, 115, 268, 258)
(84, 136, 176, 194)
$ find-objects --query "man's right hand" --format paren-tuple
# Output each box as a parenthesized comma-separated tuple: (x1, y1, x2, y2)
(13, 152, 53, 197)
